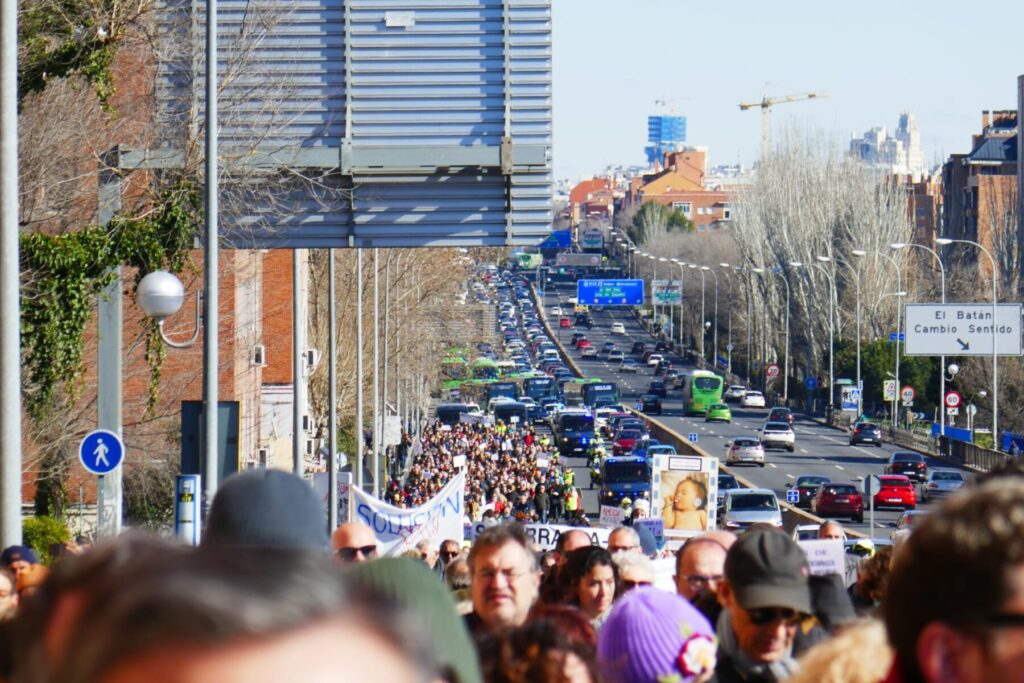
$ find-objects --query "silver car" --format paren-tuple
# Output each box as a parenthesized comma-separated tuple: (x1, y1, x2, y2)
(920, 469, 966, 502)
(760, 421, 795, 452)
(726, 437, 766, 466)
(722, 489, 783, 531)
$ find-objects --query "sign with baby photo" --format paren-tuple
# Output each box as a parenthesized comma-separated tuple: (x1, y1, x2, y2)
(651, 454, 719, 539)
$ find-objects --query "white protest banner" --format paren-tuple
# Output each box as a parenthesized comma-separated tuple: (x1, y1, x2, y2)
(635, 518, 664, 546)
(312, 471, 352, 524)
(352, 471, 465, 556)
(466, 522, 611, 551)
(537, 457, 550, 470)
(452, 455, 467, 469)
(798, 539, 845, 576)
(599, 505, 625, 527)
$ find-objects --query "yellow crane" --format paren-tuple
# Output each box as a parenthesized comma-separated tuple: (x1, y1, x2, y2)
(739, 92, 828, 161)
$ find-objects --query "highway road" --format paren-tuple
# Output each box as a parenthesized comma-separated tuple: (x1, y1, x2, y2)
(540, 281, 962, 539)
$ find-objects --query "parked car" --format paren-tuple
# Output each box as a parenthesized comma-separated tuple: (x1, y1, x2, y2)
(608, 349, 625, 362)
(885, 451, 928, 482)
(620, 359, 640, 373)
(760, 421, 795, 452)
(767, 406, 795, 425)
(722, 489, 783, 531)
(849, 421, 883, 447)
(725, 437, 765, 467)
(920, 468, 967, 502)
(740, 391, 766, 408)
(724, 385, 747, 402)
(789, 475, 831, 508)
(874, 475, 917, 510)
(638, 394, 663, 415)
(611, 322, 626, 335)
(706, 403, 732, 423)
(811, 483, 864, 523)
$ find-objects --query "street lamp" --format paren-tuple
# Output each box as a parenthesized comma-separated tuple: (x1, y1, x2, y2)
(719, 263, 734, 373)
(752, 266, 791, 402)
(891, 241, 947, 437)
(702, 266, 719, 370)
(814, 256, 838, 413)
(968, 390, 988, 439)
(689, 264, 707, 363)
(854, 250, 905, 428)
(936, 237, 999, 444)
(137, 271, 201, 348)
(833, 254, 863, 416)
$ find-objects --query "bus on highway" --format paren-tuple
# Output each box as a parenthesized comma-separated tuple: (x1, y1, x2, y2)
(523, 375, 559, 402)
(681, 370, 724, 416)
(440, 350, 470, 392)
(470, 357, 500, 380)
(581, 380, 620, 408)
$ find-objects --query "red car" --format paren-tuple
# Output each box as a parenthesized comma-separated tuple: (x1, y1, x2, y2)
(811, 483, 864, 523)
(576, 338, 592, 350)
(559, 316, 572, 328)
(873, 475, 917, 510)
(613, 429, 645, 455)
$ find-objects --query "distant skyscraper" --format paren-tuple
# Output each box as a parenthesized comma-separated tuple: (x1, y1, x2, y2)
(645, 115, 686, 166)
(849, 112, 924, 176)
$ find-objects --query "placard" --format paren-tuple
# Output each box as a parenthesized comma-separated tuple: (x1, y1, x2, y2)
(600, 505, 626, 527)
(652, 454, 719, 538)
(798, 539, 845, 576)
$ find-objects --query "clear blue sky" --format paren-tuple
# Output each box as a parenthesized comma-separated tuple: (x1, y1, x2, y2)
(552, 0, 1024, 182)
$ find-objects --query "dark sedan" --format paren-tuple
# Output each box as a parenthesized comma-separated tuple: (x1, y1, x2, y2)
(638, 394, 663, 415)
(886, 451, 928, 482)
(789, 474, 831, 509)
(849, 421, 883, 447)
(646, 380, 668, 398)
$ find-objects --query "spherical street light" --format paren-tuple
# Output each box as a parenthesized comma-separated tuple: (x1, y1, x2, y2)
(137, 271, 185, 321)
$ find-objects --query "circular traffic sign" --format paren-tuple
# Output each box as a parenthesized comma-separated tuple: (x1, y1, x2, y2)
(945, 391, 962, 409)
(79, 429, 125, 475)
(766, 363, 780, 379)
(805, 376, 817, 390)
(900, 386, 915, 402)
(861, 475, 881, 497)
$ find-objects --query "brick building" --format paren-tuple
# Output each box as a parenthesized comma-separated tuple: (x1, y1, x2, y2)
(625, 148, 735, 232)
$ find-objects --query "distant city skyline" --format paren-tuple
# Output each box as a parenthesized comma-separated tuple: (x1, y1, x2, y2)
(552, 0, 1024, 182)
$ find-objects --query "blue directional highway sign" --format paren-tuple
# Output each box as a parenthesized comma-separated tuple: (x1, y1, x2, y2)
(79, 429, 124, 475)
(688, 432, 699, 443)
(786, 489, 800, 504)
(576, 279, 644, 306)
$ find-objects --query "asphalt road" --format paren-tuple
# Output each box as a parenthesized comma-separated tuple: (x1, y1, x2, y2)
(540, 282, 958, 539)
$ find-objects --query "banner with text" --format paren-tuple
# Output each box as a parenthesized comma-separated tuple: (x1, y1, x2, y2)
(652, 280, 683, 306)
(352, 471, 465, 556)
(466, 522, 612, 550)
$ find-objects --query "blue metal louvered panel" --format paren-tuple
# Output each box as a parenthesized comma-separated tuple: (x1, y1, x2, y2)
(154, 0, 552, 247)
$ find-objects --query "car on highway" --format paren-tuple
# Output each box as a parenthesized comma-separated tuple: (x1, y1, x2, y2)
(885, 451, 928, 482)
(630, 341, 646, 354)
(654, 341, 669, 352)
(601, 341, 617, 353)
(920, 468, 967, 502)
(722, 489, 783, 531)
(725, 437, 765, 467)
(849, 421, 883, 447)
(759, 421, 795, 452)
(580, 346, 598, 359)
(646, 380, 667, 398)
(620, 358, 640, 373)
(724, 385, 747, 402)
(740, 391, 766, 408)
(638, 394, 663, 415)
(874, 475, 917, 510)
(559, 316, 572, 328)
(570, 332, 586, 344)
(767, 406, 795, 425)
(645, 444, 677, 458)
(576, 338, 592, 350)
(717, 473, 741, 509)
(611, 322, 626, 335)
(705, 403, 732, 423)
(791, 524, 824, 541)
(653, 360, 673, 376)
(608, 349, 625, 362)
(891, 509, 930, 542)
(811, 483, 864, 523)
(613, 428, 647, 455)
(788, 475, 831, 508)
(645, 354, 665, 367)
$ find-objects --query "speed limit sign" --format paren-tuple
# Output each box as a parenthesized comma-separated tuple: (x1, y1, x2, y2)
(944, 391, 962, 409)
(900, 386, 915, 403)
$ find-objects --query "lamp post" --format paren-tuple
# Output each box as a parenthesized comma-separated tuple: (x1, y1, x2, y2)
(836, 251, 864, 416)
(689, 264, 707, 363)
(857, 250, 904, 428)
(659, 257, 670, 339)
(752, 266, 791, 402)
(936, 237, 999, 445)
(892, 242, 946, 437)
(703, 266, 719, 370)
(813, 256, 839, 413)
(719, 264, 736, 374)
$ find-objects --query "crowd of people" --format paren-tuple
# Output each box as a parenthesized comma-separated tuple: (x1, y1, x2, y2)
(2, 454, 1024, 681)
(384, 419, 588, 525)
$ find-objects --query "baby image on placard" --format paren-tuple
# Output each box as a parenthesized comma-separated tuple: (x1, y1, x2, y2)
(660, 471, 710, 532)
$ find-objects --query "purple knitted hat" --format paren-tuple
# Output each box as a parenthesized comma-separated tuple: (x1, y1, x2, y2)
(597, 587, 717, 683)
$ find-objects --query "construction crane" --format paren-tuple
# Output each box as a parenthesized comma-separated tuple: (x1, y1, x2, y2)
(739, 92, 828, 161)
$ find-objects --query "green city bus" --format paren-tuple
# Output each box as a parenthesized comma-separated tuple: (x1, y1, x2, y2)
(681, 370, 724, 416)
(440, 352, 470, 392)
(470, 357, 500, 380)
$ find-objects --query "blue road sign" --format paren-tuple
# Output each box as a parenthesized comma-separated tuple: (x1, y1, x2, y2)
(888, 332, 906, 342)
(577, 279, 644, 306)
(540, 230, 572, 249)
(79, 429, 124, 475)
(635, 402, 644, 411)
(805, 377, 817, 390)
(786, 489, 800, 504)
(688, 432, 699, 443)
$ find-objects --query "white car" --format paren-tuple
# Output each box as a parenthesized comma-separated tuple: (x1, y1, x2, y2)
(759, 421, 795, 452)
(608, 349, 625, 362)
(611, 322, 626, 335)
(724, 385, 747, 401)
(580, 346, 598, 358)
(726, 437, 765, 466)
(741, 390, 766, 408)
(646, 354, 665, 367)
(551, 306, 564, 316)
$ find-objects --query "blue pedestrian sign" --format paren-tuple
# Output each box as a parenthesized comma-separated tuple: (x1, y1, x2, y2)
(688, 432, 699, 443)
(786, 489, 800, 504)
(805, 377, 817, 390)
(79, 429, 124, 475)
(888, 332, 905, 342)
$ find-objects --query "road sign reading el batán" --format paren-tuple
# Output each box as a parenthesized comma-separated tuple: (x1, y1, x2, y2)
(904, 303, 1023, 356)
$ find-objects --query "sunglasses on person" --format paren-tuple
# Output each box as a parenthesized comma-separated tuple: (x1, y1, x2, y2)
(621, 579, 653, 591)
(746, 607, 804, 626)
(335, 544, 378, 561)
(440, 549, 460, 560)
(684, 574, 723, 590)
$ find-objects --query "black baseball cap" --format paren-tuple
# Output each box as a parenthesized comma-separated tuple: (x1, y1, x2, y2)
(724, 529, 811, 613)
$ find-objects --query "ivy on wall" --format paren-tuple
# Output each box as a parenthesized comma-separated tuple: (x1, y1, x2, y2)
(21, 182, 201, 416)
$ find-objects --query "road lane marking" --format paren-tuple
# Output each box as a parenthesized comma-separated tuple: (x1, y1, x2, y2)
(786, 473, 795, 479)
(768, 463, 777, 468)
(834, 465, 845, 470)
(800, 448, 808, 453)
